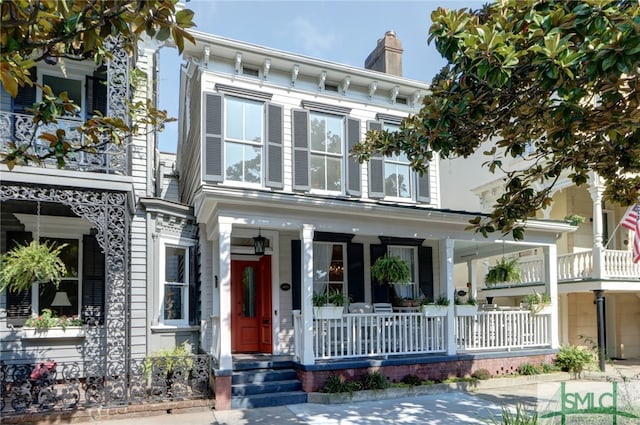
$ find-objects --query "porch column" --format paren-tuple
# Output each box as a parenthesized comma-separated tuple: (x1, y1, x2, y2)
(588, 177, 606, 279)
(218, 221, 233, 371)
(301, 224, 315, 365)
(594, 290, 606, 372)
(543, 244, 559, 349)
(440, 238, 456, 355)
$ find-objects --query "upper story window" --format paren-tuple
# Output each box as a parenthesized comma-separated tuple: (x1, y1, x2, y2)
(310, 112, 344, 193)
(224, 96, 264, 184)
(160, 241, 193, 326)
(42, 74, 83, 117)
(383, 124, 412, 200)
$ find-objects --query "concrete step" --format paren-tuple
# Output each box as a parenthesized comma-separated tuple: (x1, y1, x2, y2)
(232, 368, 298, 385)
(231, 390, 308, 409)
(232, 379, 302, 396)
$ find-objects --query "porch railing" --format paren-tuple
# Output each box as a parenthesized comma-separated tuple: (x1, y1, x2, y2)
(455, 309, 551, 351)
(603, 249, 640, 278)
(557, 251, 593, 281)
(0, 355, 210, 416)
(0, 111, 127, 174)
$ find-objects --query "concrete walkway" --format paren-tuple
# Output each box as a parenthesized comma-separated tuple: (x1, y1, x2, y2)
(72, 360, 640, 425)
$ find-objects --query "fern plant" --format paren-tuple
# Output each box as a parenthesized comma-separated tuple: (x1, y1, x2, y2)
(0, 240, 68, 293)
(485, 257, 521, 286)
(371, 254, 411, 285)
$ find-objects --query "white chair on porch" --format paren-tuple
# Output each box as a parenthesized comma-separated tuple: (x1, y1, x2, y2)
(373, 303, 393, 313)
(348, 303, 372, 314)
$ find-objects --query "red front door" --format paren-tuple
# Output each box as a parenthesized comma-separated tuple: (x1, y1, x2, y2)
(231, 256, 272, 353)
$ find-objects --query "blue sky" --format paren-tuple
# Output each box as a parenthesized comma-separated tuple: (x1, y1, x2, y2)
(158, 0, 486, 152)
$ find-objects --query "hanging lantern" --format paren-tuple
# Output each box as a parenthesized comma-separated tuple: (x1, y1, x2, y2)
(253, 229, 266, 256)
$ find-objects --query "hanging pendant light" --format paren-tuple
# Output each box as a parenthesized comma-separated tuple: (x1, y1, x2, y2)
(253, 228, 266, 256)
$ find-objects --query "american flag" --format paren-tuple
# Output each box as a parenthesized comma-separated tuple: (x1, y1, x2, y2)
(620, 204, 640, 263)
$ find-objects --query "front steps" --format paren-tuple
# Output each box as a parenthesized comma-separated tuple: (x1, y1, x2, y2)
(231, 358, 307, 409)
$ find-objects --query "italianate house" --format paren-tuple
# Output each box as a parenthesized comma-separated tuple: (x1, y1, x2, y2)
(175, 30, 573, 409)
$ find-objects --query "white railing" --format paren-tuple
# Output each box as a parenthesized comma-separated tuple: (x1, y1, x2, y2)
(518, 258, 544, 283)
(293, 312, 446, 361)
(604, 249, 640, 278)
(0, 111, 127, 174)
(455, 309, 551, 351)
(557, 251, 593, 280)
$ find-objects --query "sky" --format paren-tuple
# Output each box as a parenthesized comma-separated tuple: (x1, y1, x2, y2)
(157, 0, 486, 152)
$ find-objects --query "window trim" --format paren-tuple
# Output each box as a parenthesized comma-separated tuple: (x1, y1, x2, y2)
(158, 237, 195, 327)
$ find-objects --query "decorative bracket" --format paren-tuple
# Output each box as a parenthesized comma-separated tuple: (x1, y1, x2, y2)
(390, 86, 400, 104)
(291, 65, 299, 86)
(263, 59, 271, 80)
(235, 52, 242, 74)
(340, 76, 351, 95)
(203, 45, 210, 68)
(368, 81, 378, 99)
(411, 90, 423, 107)
(318, 70, 327, 91)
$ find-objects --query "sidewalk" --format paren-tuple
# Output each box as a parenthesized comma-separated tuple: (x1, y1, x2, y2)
(71, 359, 640, 425)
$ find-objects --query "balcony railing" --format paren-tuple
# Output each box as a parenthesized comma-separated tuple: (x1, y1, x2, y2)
(603, 249, 640, 278)
(0, 111, 127, 174)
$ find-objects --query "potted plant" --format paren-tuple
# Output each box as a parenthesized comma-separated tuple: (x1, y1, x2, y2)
(484, 257, 521, 287)
(0, 240, 68, 294)
(564, 214, 585, 226)
(370, 254, 411, 285)
(22, 308, 85, 339)
(421, 296, 450, 317)
(313, 291, 344, 319)
(523, 291, 552, 314)
(455, 297, 477, 316)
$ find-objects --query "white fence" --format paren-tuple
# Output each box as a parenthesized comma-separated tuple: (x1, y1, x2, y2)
(604, 249, 640, 278)
(455, 309, 551, 351)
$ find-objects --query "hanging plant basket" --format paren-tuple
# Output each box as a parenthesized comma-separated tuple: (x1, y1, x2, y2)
(371, 254, 411, 285)
(0, 240, 68, 293)
(484, 257, 521, 287)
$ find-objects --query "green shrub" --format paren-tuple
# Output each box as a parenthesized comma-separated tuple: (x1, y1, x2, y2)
(555, 345, 594, 378)
(540, 362, 559, 373)
(361, 371, 390, 390)
(472, 368, 492, 380)
(320, 374, 358, 393)
(401, 374, 422, 386)
(517, 363, 541, 376)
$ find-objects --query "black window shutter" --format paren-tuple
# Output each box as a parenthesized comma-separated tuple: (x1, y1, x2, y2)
(291, 240, 302, 311)
(418, 246, 434, 300)
(370, 244, 390, 303)
(266, 102, 284, 189)
(346, 118, 361, 196)
(13, 67, 37, 114)
(82, 234, 105, 325)
(86, 72, 107, 119)
(417, 172, 430, 203)
(367, 121, 384, 199)
(292, 109, 310, 191)
(347, 242, 364, 302)
(6, 232, 33, 327)
(203, 92, 223, 182)
(189, 244, 198, 325)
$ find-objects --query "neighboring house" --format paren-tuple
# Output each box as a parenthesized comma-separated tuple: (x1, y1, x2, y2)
(175, 31, 573, 409)
(0, 38, 206, 416)
(440, 144, 640, 360)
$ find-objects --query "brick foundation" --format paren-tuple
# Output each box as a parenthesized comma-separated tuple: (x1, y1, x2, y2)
(213, 374, 232, 410)
(297, 353, 556, 392)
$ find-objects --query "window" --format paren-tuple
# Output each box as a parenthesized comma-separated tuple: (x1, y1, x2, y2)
(42, 74, 83, 116)
(225, 96, 264, 184)
(313, 242, 346, 298)
(310, 112, 344, 192)
(387, 245, 418, 299)
(37, 237, 80, 318)
(162, 245, 188, 324)
(383, 124, 412, 200)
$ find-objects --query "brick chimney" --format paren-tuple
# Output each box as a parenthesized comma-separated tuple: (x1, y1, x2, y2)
(364, 30, 403, 76)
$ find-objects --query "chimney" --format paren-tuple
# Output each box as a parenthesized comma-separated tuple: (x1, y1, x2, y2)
(364, 30, 403, 76)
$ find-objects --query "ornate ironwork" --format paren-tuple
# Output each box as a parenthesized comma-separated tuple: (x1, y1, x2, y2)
(0, 184, 129, 405)
(0, 112, 127, 174)
(0, 357, 210, 415)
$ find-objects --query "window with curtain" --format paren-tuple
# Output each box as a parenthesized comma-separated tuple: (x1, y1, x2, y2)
(388, 245, 417, 299)
(224, 96, 264, 184)
(312, 242, 346, 298)
(38, 237, 80, 318)
(310, 112, 344, 192)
